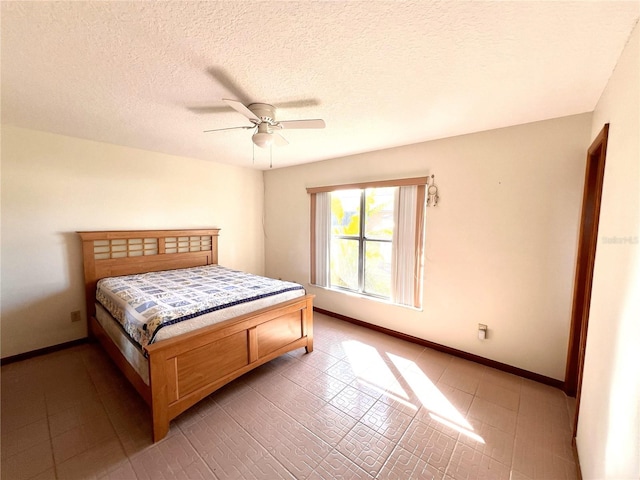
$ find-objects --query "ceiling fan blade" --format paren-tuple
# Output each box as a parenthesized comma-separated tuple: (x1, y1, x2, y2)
(223, 99, 260, 122)
(272, 132, 289, 147)
(277, 119, 326, 129)
(203, 125, 253, 133)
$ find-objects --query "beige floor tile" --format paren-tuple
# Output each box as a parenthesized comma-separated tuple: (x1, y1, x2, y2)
(521, 379, 568, 408)
(27, 467, 57, 480)
(457, 419, 515, 467)
(1, 418, 50, 460)
(330, 385, 378, 420)
(518, 394, 571, 428)
(130, 432, 215, 479)
(173, 395, 220, 430)
(438, 368, 482, 395)
(182, 407, 292, 479)
(303, 371, 348, 401)
(277, 385, 327, 421)
(250, 371, 302, 404)
(377, 445, 445, 479)
(515, 414, 574, 462)
(446, 442, 511, 480)
(0, 315, 579, 479)
(208, 377, 252, 406)
(374, 336, 426, 362)
(308, 449, 373, 480)
(314, 335, 349, 359)
(482, 368, 523, 393)
(476, 380, 521, 411)
(297, 349, 341, 372)
(336, 423, 395, 476)
(0, 439, 54, 480)
(1, 395, 48, 434)
(51, 412, 118, 464)
(428, 382, 475, 417)
(55, 438, 129, 480)
(510, 470, 534, 480)
(467, 397, 518, 435)
(360, 399, 413, 442)
(512, 437, 578, 479)
(349, 376, 386, 401)
(280, 359, 323, 387)
(45, 382, 101, 417)
(326, 359, 361, 384)
(300, 403, 358, 445)
(408, 357, 449, 384)
(96, 460, 138, 480)
(377, 382, 422, 418)
(399, 419, 458, 472)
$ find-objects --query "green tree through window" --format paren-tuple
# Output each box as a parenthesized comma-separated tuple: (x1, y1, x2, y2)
(330, 187, 396, 298)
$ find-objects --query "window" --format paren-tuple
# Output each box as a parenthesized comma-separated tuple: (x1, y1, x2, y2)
(308, 177, 427, 308)
(330, 187, 395, 298)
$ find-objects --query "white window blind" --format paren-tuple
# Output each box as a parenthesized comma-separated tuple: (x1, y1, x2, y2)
(392, 185, 423, 307)
(314, 191, 330, 287)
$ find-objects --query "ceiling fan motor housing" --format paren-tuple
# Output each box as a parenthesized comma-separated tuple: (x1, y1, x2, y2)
(248, 103, 277, 125)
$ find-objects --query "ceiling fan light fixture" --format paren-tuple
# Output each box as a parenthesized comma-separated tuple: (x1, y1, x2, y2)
(252, 131, 273, 148)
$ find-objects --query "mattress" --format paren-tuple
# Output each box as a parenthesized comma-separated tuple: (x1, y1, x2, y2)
(96, 303, 150, 385)
(96, 264, 306, 349)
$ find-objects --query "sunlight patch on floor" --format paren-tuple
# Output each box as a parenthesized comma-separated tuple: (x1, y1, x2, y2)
(343, 339, 485, 444)
(343, 340, 409, 399)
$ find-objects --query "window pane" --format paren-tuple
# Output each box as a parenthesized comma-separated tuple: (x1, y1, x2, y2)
(364, 187, 395, 240)
(330, 238, 359, 290)
(331, 189, 361, 236)
(364, 240, 392, 297)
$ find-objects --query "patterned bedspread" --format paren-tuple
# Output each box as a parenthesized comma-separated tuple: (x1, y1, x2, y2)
(96, 265, 305, 348)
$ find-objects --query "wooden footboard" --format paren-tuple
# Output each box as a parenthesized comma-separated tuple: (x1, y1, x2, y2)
(145, 294, 313, 442)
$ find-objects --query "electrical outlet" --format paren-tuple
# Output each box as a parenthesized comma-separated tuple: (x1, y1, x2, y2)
(478, 323, 488, 340)
(70, 310, 81, 323)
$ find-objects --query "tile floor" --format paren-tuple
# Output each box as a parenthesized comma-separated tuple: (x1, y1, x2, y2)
(1, 313, 579, 479)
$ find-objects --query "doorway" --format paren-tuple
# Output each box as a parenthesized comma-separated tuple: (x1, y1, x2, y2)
(564, 124, 609, 434)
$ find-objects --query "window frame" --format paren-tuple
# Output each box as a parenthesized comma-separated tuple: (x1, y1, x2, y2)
(330, 187, 395, 298)
(308, 176, 427, 308)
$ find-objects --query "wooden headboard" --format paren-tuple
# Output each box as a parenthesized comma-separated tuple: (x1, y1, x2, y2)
(78, 228, 220, 318)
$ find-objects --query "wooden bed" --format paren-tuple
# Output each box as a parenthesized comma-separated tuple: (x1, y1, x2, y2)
(78, 228, 314, 442)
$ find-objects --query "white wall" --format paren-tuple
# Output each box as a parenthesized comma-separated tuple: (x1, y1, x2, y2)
(0, 126, 265, 358)
(577, 22, 640, 480)
(264, 113, 592, 380)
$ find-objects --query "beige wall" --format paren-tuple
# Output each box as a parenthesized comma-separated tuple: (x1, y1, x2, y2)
(264, 113, 592, 381)
(0, 126, 265, 358)
(577, 22, 640, 480)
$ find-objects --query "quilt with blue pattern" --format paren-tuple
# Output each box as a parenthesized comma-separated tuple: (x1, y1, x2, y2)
(96, 265, 305, 348)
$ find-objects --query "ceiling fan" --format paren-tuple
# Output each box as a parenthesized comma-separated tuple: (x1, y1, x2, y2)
(204, 99, 325, 148)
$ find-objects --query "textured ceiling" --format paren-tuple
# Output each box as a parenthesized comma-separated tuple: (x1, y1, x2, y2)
(1, 1, 638, 170)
